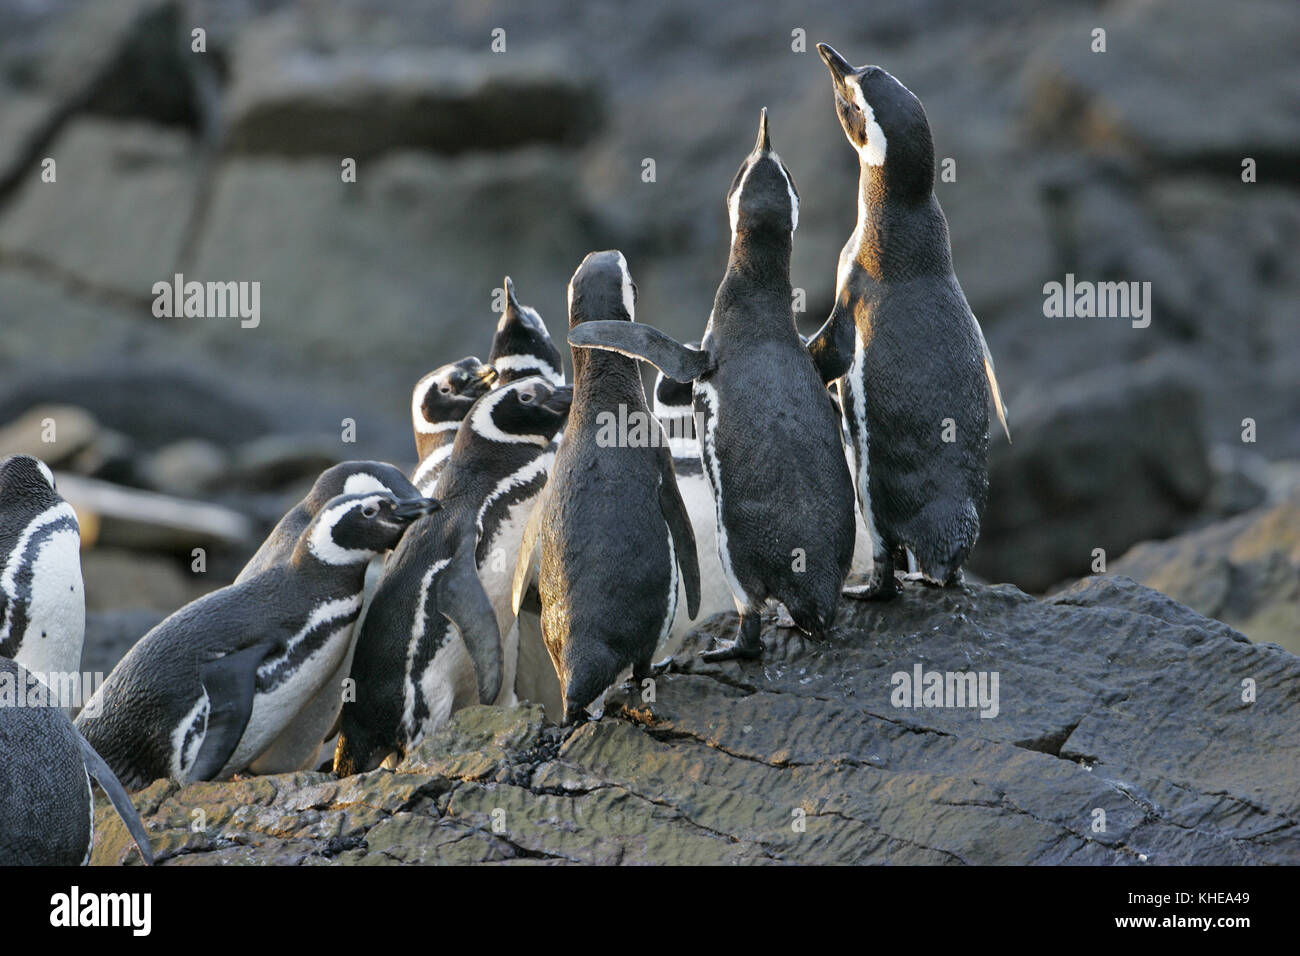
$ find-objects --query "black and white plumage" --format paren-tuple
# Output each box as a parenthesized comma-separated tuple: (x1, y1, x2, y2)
(409, 358, 499, 495)
(650, 366, 732, 656)
(233, 461, 423, 773)
(568, 113, 854, 661)
(0, 657, 153, 865)
(76, 491, 438, 788)
(0, 455, 84, 681)
(489, 276, 566, 387)
(806, 44, 1010, 597)
(517, 250, 700, 723)
(335, 377, 572, 773)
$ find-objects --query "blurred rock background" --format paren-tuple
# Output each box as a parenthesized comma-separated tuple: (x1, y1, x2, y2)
(0, 0, 1296, 662)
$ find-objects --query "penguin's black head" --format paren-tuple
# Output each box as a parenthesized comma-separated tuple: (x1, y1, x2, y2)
(489, 277, 565, 387)
(652, 344, 700, 415)
(303, 491, 440, 565)
(817, 43, 934, 198)
(462, 376, 573, 450)
(725, 108, 800, 241)
(567, 250, 636, 329)
(0, 454, 60, 510)
(412, 357, 498, 434)
(306, 461, 420, 512)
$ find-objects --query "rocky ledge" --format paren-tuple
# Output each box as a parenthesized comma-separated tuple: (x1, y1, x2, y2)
(91, 576, 1300, 865)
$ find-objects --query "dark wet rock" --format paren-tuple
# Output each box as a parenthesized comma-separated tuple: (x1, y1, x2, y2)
(91, 577, 1300, 865)
(1114, 486, 1300, 656)
(972, 359, 1212, 592)
(223, 12, 600, 158)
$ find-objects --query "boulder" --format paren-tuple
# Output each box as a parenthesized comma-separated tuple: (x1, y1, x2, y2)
(972, 358, 1211, 591)
(91, 576, 1300, 865)
(1114, 486, 1300, 656)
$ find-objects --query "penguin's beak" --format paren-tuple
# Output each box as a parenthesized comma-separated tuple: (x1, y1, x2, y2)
(754, 107, 771, 155)
(392, 497, 441, 520)
(544, 385, 574, 414)
(817, 43, 853, 85)
(474, 364, 499, 387)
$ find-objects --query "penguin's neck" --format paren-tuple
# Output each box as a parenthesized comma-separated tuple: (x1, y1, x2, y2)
(572, 348, 645, 417)
(438, 444, 538, 504)
(724, 227, 794, 297)
(287, 544, 371, 595)
(849, 163, 950, 281)
(415, 425, 458, 462)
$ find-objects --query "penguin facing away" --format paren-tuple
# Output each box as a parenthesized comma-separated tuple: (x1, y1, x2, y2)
(804, 44, 1011, 598)
(410, 358, 499, 495)
(567, 112, 855, 661)
(76, 491, 438, 788)
(489, 276, 566, 387)
(515, 250, 700, 723)
(0, 455, 85, 681)
(335, 376, 572, 773)
(0, 657, 153, 865)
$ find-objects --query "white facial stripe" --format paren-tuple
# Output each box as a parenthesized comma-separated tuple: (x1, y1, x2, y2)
(468, 387, 550, 448)
(616, 252, 635, 322)
(728, 161, 756, 238)
(342, 474, 389, 496)
(770, 153, 799, 232)
(493, 352, 564, 386)
(35, 460, 55, 489)
(308, 494, 387, 565)
(847, 76, 887, 167)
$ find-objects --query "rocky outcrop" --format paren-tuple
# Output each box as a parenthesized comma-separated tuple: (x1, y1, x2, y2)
(91, 576, 1300, 865)
(1115, 486, 1300, 656)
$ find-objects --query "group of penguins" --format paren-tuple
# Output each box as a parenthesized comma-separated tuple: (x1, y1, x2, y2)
(0, 45, 1010, 865)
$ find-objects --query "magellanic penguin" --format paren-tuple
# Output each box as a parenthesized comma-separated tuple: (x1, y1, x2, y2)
(76, 491, 438, 788)
(409, 358, 499, 495)
(0, 455, 85, 682)
(649, 365, 732, 657)
(234, 460, 425, 774)
(515, 250, 701, 723)
(0, 657, 153, 865)
(335, 376, 573, 773)
(805, 44, 1011, 597)
(568, 113, 855, 661)
(489, 276, 566, 387)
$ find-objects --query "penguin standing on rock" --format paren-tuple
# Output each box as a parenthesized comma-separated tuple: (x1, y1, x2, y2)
(806, 44, 1011, 598)
(568, 113, 854, 662)
(0, 657, 153, 865)
(76, 491, 438, 788)
(336, 377, 572, 773)
(515, 250, 700, 723)
(410, 358, 499, 495)
(0, 455, 85, 681)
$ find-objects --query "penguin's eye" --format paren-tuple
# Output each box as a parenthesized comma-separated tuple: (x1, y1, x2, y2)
(519, 391, 535, 404)
(362, 505, 379, 519)
(439, 384, 452, 395)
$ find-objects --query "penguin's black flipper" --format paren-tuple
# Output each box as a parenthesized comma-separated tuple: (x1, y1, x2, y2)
(438, 553, 502, 704)
(189, 642, 276, 782)
(77, 735, 154, 865)
(656, 457, 701, 619)
(805, 310, 855, 384)
(568, 322, 712, 383)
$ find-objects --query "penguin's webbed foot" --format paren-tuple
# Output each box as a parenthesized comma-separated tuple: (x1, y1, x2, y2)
(701, 639, 763, 662)
(843, 573, 900, 601)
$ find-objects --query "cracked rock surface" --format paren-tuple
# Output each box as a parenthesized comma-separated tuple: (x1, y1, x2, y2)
(91, 576, 1300, 865)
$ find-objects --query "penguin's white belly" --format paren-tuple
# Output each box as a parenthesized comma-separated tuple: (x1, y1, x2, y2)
(249, 635, 359, 774)
(221, 621, 357, 777)
(405, 632, 477, 749)
(662, 464, 731, 656)
(478, 495, 543, 707)
(11, 524, 85, 678)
